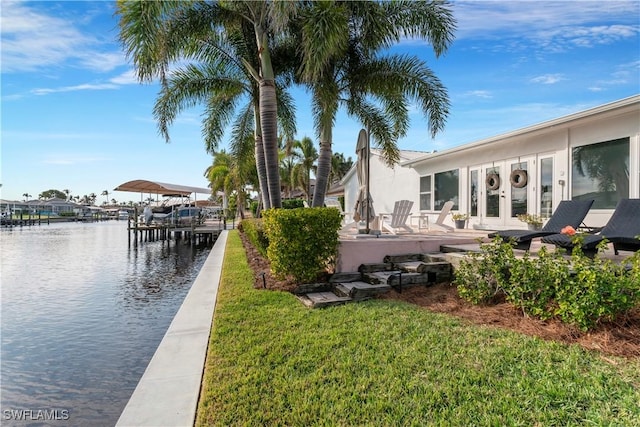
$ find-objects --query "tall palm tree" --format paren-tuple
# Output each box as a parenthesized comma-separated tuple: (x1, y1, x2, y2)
(101, 190, 109, 204)
(294, 1, 455, 206)
(117, 1, 297, 209)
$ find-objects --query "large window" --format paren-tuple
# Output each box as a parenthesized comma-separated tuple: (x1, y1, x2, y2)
(419, 176, 431, 210)
(434, 169, 459, 211)
(419, 169, 460, 211)
(572, 138, 629, 209)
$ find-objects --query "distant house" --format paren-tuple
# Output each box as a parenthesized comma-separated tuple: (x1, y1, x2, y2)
(342, 94, 640, 230)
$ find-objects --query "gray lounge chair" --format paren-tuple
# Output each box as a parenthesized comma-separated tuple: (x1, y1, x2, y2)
(541, 198, 640, 257)
(488, 199, 594, 250)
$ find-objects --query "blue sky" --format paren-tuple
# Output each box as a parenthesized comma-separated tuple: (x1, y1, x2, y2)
(1, 0, 639, 203)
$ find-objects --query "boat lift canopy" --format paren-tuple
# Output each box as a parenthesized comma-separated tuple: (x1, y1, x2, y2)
(114, 180, 211, 197)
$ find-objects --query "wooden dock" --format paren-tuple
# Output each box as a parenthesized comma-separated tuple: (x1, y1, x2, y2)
(127, 219, 232, 246)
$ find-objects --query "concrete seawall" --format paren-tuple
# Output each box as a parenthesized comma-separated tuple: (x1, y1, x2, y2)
(116, 230, 228, 427)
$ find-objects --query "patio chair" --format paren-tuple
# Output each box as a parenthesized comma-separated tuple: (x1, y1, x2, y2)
(541, 198, 640, 257)
(380, 200, 414, 234)
(488, 199, 594, 250)
(428, 200, 455, 232)
(325, 198, 353, 226)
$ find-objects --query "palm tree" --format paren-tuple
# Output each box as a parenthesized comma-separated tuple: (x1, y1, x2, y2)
(295, 1, 455, 206)
(117, 1, 297, 209)
(63, 189, 70, 201)
(101, 190, 109, 204)
(205, 147, 256, 219)
(291, 136, 318, 205)
(329, 152, 353, 186)
(22, 193, 31, 202)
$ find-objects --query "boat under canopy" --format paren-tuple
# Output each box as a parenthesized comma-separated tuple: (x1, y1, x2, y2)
(113, 180, 211, 197)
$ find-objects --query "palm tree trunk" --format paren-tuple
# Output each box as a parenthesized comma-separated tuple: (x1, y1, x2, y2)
(254, 109, 270, 210)
(312, 125, 332, 207)
(259, 79, 281, 208)
(256, 26, 281, 209)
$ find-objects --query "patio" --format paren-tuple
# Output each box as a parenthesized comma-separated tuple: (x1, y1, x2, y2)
(336, 226, 634, 273)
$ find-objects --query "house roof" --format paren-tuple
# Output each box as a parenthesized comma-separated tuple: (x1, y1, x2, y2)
(401, 94, 640, 168)
(114, 180, 211, 196)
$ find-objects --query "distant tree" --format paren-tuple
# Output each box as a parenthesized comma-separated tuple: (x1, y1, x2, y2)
(22, 193, 31, 201)
(39, 189, 67, 200)
(101, 190, 110, 204)
(291, 136, 318, 205)
(329, 152, 353, 185)
(63, 189, 70, 201)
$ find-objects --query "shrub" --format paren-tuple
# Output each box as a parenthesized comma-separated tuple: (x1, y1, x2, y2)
(238, 218, 268, 257)
(454, 237, 515, 304)
(507, 246, 568, 319)
(554, 239, 640, 330)
(454, 235, 640, 331)
(262, 207, 342, 283)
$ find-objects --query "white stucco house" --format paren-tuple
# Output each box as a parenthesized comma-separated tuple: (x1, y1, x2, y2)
(342, 94, 640, 230)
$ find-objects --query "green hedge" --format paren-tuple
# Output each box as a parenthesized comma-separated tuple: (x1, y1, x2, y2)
(262, 207, 342, 283)
(454, 237, 640, 331)
(238, 218, 269, 257)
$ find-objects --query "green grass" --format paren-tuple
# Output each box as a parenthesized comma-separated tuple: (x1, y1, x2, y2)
(196, 230, 640, 426)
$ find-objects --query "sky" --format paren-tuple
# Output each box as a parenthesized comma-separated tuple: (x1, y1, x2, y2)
(1, 0, 639, 204)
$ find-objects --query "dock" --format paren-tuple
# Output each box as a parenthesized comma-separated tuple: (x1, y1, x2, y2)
(127, 217, 235, 246)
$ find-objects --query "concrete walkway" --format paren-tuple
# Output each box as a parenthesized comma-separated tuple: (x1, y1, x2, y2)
(117, 230, 228, 427)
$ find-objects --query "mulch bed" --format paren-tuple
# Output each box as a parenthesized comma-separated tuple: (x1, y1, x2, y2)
(239, 232, 640, 359)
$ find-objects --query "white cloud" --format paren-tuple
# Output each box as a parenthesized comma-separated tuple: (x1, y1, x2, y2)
(463, 90, 493, 99)
(42, 154, 110, 165)
(0, 1, 123, 73)
(31, 83, 118, 95)
(530, 74, 564, 85)
(453, 1, 639, 53)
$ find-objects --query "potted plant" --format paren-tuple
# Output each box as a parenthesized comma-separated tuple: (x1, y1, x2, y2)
(517, 213, 543, 230)
(451, 212, 469, 229)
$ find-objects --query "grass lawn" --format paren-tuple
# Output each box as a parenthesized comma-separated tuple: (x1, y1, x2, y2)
(196, 230, 640, 426)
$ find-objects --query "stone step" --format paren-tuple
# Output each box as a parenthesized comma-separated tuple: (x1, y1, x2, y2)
(329, 272, 362, 283)
(296, 291, 353, 308)
(334, 281, 391, 300)
(358, 262, 393, 273)
(364, 271, 438, 291)
(440, 244, 483, 254)
(393, 261, 452, 282)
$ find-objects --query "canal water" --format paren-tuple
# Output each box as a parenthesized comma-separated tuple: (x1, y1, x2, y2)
(1, 221, 213, 426)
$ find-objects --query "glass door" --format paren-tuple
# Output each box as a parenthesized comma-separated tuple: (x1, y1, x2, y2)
(539, 156, 554, 218)
(484, 164, 503, 221)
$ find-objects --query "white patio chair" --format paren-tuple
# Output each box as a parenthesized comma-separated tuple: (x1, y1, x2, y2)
(428, 200, 454, 232)
(380, 200, 414, 234)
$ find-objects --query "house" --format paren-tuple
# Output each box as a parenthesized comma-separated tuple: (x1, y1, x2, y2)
(342, 94, 640, 230)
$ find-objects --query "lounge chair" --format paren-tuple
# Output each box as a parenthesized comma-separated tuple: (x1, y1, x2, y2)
(488, 199, 594, 250)
(428, 200, 455, 232)
(541, 198, 640, 257)
(380, 200, 414, 234)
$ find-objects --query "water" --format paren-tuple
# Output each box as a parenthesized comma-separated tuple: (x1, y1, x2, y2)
(0, 221, 213, 426)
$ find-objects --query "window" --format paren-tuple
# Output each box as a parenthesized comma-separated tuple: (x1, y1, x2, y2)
(469, 170, 478, 216)
(419, 175, 431, 210)
(572, 138, 629, 209)
(434, 169, 459, 211)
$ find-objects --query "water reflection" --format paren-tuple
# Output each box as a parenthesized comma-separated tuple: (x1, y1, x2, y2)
(1, 221, 212, 426)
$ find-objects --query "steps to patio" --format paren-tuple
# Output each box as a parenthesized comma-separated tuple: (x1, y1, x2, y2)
(296, 251, 463, 308)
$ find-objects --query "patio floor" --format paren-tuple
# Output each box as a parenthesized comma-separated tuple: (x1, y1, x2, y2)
(336, 226, 634, 272)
